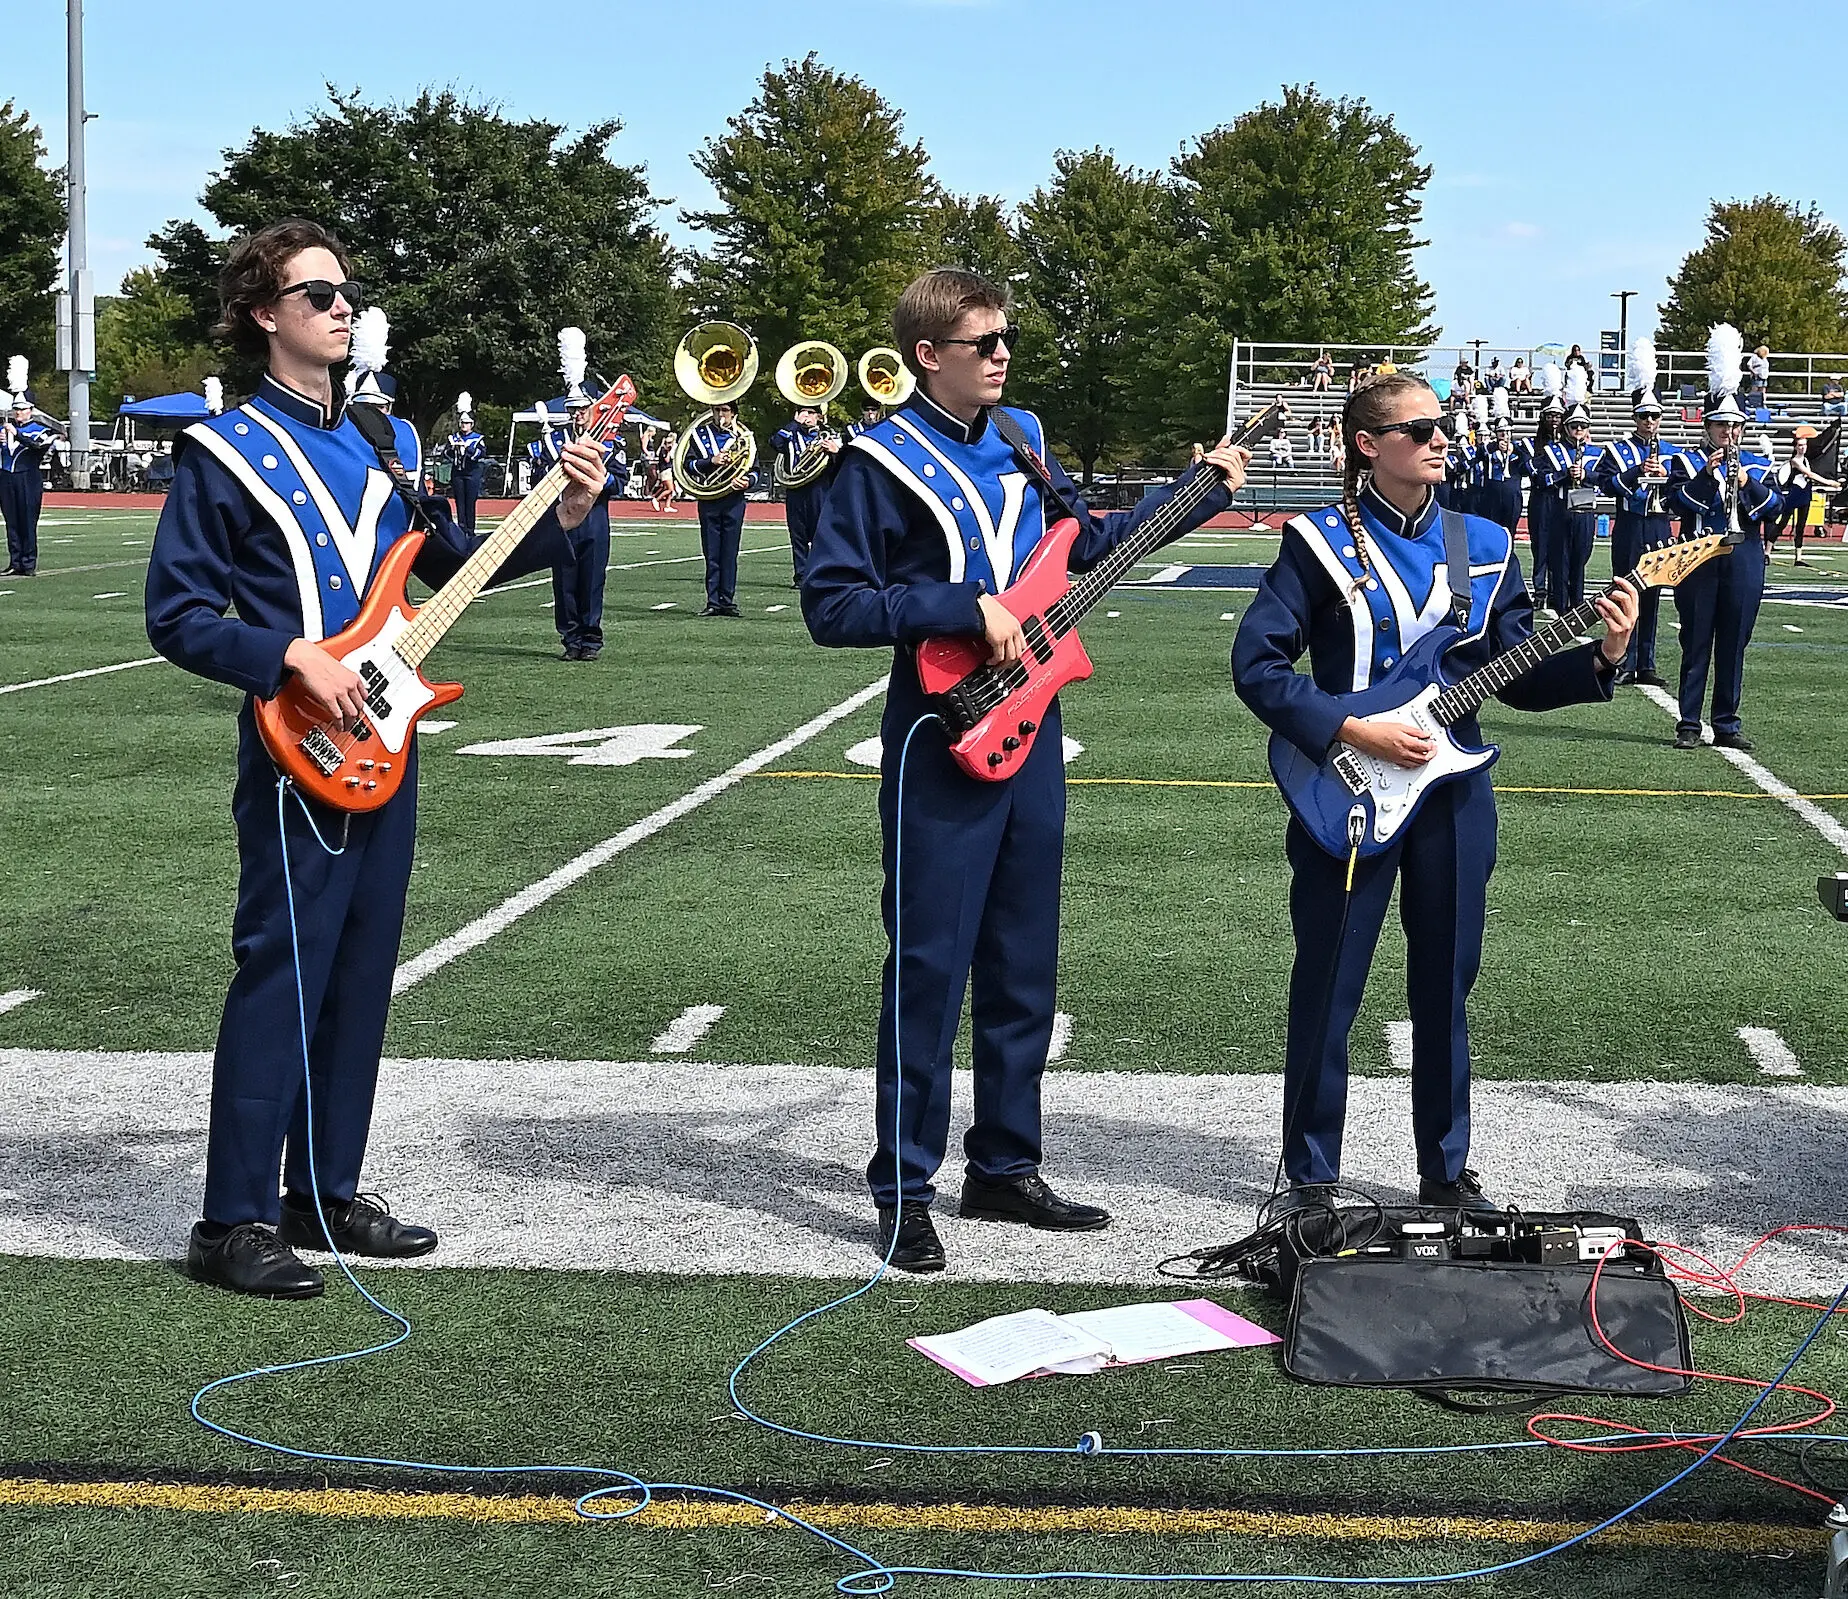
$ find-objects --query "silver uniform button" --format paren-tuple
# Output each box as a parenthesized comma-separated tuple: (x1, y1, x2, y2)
(952, 497, 965, 510)
(234, 423, 249, 436)
(316, 533, 329, 547)
(923, 463, 937, 477)
(892, 433, 907, 445)
(262, 454, 279, 470)
(293, 490, 308, 505)
(329, 575, 342, 589)
(968, 536, 980, 550)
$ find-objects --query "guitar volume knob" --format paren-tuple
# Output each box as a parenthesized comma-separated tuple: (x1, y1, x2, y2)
(1002, 737, 1021, 751)
(987, 752, 1005, 768)
(1019, 720, 1036, 735)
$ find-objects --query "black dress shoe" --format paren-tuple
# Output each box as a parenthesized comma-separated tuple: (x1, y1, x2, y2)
(1266, 1183, 1339, 1220)
(279, 1193, 439, 1258)
(959, 1172, 1110, 1231)
(1418, 1169, 1500, 1214)
(1636, 670, 1669, 689)
(1673, 729, 1702, 750)
(1612, 668, 1637, 686)
(875, 1202, 946, 1273)
(560, 645, 582, 660)
(1714, 730, 1755, 752)
(576, 648, 601, 662)
(187, 1222, 324, 1299)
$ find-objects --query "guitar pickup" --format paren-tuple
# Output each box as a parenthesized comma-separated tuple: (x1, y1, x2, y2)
(1021, 616, 1055, 665)
(1332, 747, 1368, 795)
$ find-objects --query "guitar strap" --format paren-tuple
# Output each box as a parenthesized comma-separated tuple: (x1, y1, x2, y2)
(1438, 508, 1473, 628)
(986, 407, 1085, 525)
(346, 401, 437, 534)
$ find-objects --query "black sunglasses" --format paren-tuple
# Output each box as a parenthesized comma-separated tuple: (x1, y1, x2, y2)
(933, 323, 1021, 360)
(1367, 417, 1447, 446)
(278, 278, 365, 313)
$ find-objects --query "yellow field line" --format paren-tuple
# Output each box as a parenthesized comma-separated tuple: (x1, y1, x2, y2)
(0, 1478, 1817, 1552)
(748, 772, 1848, 800)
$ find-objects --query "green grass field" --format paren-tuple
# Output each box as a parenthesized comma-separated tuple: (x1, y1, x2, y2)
(4, 505, 1848, 1596)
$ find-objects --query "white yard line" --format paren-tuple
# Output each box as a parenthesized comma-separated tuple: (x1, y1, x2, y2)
(5, 1048, 1846, 1288)
(1738, 1026, 1804, 1078)
(0, 657, 163, 697)
(1384, 1020, 1414, 1072)
(651, 1004, 726, 1054)
(1638, 683, 1848, 857)
(391, 675, 889, 994)
(476, 545, 785, 599)
(0, 990, 44, 1016)
(1047, 1012, 1074, 1062)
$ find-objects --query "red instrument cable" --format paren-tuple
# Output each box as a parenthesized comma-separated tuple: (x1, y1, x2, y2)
(1529, 1226, 1848, 1504)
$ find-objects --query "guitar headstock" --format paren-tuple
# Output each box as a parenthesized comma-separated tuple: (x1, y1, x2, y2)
(1233, 399, 1286, 450)
(579, 376, 637, 443)
(1633, 533, 1731, 591)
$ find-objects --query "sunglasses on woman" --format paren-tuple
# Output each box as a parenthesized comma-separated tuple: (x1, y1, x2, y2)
(277, 279, 366, 313)
(1367, 417, 1446, 446)
(932, 323, 1021, 360)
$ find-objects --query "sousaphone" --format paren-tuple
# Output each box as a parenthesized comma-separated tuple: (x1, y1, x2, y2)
(672, 322, 760, 500)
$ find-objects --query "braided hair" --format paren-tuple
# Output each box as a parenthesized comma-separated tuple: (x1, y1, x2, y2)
(1337, 372, 1439, 592)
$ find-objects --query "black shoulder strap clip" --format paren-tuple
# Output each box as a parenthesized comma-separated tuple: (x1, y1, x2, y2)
(1438, 507, 1473, 628)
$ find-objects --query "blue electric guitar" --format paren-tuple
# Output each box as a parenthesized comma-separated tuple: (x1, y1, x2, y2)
(1271, 533, 1730, 858)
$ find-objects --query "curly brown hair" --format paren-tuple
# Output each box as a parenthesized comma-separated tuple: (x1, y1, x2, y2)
(214, 219, 352, 360)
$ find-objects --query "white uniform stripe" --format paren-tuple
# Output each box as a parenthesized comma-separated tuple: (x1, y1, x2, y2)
(180, 424, 325, 640)
(1285, 512, 1372, 691)
(847, 436, 965, 582)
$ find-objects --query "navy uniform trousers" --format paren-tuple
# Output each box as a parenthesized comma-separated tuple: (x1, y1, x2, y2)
(870, 684, 1063, 1208)
(451, 468, 483, 537)
(1, 464, 43, 572)
(1478, 479, 1522, 539)
(1526, 488, 1556, 605)
(699, 492, 747, 606)
(1282, 773, 1494, 1187)
(1553, 508, 1596, 613)
(207, 701, 418, 1225)
(785, 481, 824, 586)
(1610, 510, 1671, 674)
(1674, 532, 1766, 740)
(553, 499, 611, 654)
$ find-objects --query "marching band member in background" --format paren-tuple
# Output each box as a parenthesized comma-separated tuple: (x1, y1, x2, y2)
(548, 330, 620, 662)
(1765, 425, 1840, 566)
(684, 402, 756, 616)
(846, 397, 886, 441)
(445, 393, 487, 536)
(770, 399, 838, 586)
(1233, 372, 1636, 1217)
(143, 220, 607, 1298)
(802, 268, 1247, 1272)
(1440, 406, 1472, 513)
(1664, 324, 1781, 752)
(1594, 342, 1675, 686)
(1, 360, 57, 577)
(1549, 371, 1600, 614)
(1475, 392, 1523, 539)
(1521, 365, 1568, 613)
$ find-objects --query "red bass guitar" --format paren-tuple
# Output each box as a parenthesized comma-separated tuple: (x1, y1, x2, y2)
(915, 400, 1279, 780)
(255, 377, 635, 811)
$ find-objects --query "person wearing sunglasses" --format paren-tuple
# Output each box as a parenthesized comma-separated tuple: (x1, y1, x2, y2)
(1233, 371, 1637, 1218)
(145, 219, 612, 1300)
(802, 267, 1250, 1273)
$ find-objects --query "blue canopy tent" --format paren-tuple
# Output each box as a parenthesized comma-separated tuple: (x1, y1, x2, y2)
(117, 391, 211, 424)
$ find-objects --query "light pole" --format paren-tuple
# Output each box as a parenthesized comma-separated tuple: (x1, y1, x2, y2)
(64, 0, 95, 485)
(1612, 290, 1637, 388)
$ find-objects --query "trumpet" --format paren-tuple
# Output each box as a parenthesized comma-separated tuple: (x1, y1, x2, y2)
(1723, 439, 1743, 536)
(773, 340, 848, 491)
(672, 321, 760, 500)
(857, 347, 915, 407)
(1642, 436, 1666, 518)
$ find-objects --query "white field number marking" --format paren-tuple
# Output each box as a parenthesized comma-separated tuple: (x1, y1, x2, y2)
(652, 1005, 725, 1054)
(0, 990, 44, 1016)
(455, 725, 701, 767)
(1738, 1026, 1803, 1078)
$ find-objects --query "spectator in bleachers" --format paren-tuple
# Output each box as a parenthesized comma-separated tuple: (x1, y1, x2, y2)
(1310, 349, 1333, 391)
(1267, 431, 1294, 470)
(1306, 416, 1328, 459)
(1485, 357, 1506, 391)
(1746, 346, 1770, 412)
(1509, 356, 1532, 394)
(1823, 377, 1845, 418)
(1565, 344, 1594, 390)
(1452, 357, 1476, 403)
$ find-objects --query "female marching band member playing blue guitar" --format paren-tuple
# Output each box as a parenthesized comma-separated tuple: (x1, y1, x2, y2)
(1232, 372, 1638, 1217)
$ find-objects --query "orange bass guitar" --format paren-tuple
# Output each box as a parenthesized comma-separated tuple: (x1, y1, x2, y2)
(255, 377, 635, 811)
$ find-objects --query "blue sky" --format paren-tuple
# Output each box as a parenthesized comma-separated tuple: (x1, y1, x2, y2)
(11, 0, 1846, 364)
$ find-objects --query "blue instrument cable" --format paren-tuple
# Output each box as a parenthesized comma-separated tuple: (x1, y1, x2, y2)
(187, 763, 1848, 1596)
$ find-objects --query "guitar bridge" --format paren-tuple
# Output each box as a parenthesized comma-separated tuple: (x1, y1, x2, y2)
(298, 726, 344, 777)
(1332, 747, 1368, 795)
(936, 673, 990, 737)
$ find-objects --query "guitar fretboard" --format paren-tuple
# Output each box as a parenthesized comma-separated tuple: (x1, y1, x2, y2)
(1430, 578, 1628, 726)
(395, 464, 570, 667)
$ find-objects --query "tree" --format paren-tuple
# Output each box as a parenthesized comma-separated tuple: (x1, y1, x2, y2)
(684, 54, 940, 427)
(1659, 197, 1848, 356)
(92, 268, 219, 417)
(0, 101, 65, 379)
(1005, 151, 1161, 483)
(929, 193, 1026, 292)
(155, 87, 678, 422)
(1127, 84, 1435, 453)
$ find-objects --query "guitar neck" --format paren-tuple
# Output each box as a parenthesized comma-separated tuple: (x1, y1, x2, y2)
(1432, 580, 1622, 725)
(396, 464, 569, 666)
(1044, 466, 1226, 636)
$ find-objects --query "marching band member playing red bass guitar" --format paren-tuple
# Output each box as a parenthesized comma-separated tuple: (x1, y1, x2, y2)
(802, 267, 1248, 1272)
(146, 220, 612, 1299)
